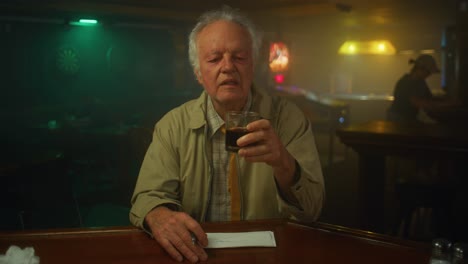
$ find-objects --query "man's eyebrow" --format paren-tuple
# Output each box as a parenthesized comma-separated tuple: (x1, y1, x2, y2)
(208, 50, 222, 55)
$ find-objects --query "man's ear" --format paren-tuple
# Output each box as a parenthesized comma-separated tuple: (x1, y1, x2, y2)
(195, 70, 203, 85)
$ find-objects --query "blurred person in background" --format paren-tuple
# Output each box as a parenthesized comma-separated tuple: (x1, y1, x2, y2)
(387, 54, 460, 123)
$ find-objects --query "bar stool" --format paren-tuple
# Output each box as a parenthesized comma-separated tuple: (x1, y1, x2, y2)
(393, 159, 454, 241)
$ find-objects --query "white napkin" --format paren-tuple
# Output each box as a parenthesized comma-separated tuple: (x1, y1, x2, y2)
(0, 245, 40, 264)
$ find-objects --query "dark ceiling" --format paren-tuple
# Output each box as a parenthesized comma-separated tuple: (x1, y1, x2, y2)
(0, 0, 461, 50)
(0, 0, 458, 23)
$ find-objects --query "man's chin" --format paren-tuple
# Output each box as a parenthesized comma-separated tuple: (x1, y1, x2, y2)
(215, 95, 247, 109)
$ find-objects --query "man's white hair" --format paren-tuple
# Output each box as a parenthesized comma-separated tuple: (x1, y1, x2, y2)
(188, 6, 261, 77)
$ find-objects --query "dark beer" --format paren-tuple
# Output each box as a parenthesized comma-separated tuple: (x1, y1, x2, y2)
(225, 127, 249, 152)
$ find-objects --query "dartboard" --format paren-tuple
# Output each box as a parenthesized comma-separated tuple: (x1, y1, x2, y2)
(56, 47, 80, 75)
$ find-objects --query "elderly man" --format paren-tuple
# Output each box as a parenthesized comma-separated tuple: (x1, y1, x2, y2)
(130, 6, 324, 263)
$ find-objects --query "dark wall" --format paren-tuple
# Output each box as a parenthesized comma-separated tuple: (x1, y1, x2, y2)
(0, 19, 199, 230)
(1, 20, 199, 126)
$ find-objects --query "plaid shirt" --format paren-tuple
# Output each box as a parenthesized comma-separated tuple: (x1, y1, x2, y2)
(205, 94, 251, 221)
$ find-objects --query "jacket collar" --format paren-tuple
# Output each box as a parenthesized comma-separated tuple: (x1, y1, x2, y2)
(188, 91, 208, 130)
(251, 85, 274, 121)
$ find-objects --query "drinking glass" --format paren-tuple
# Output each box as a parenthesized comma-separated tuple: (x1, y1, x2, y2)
(225, 111, 261, 152)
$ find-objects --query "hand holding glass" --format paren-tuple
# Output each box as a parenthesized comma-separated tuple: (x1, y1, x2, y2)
(225, 111, 261, 152)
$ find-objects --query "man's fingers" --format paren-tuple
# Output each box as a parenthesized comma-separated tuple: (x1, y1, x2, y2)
(184, 219, 209, 261)
(175, 229, 208, 262)
(186, 236, 208, 262)
(158, 233, 201, 263)
(185, 221, 208, 247)
(147, 209, 208, 263)
(156, 237, 184, 262)
(172, 234, 203, 263)
(187, 233, 208, 262)
(246, 119, 270, 130)
(193, 245, 208, 262)
(237, 129, 267, 148)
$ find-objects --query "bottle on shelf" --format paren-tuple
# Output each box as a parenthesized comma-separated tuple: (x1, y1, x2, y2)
(429, 238, 452, 264)
(452, 243, 467, 264)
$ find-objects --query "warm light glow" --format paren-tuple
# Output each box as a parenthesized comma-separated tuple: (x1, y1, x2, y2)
(269, 42, 290, 72)
(378, 43, 386, 51)
(420, 49, 435, 54)
(399, 50, 415, 55)
(338, 40, 396, 55)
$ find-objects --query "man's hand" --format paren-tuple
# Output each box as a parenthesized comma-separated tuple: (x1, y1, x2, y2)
(236, 119, 299, 202)
(145, 206, 208, 263)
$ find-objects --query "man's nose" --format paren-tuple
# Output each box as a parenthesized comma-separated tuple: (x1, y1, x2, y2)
(221, 57, 235, 73)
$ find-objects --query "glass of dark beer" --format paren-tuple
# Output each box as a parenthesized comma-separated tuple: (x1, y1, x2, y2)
(225, 111, 261, 152)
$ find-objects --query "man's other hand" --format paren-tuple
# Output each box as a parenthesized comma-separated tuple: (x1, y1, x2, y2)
(145, 206, 208, 263)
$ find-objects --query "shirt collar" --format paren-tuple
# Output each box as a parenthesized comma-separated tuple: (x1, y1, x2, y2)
(206, 91, 252, 138)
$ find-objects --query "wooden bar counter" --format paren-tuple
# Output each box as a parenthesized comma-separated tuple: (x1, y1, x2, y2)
(336, 120, 468, 237)
(0, 219, 430, 263)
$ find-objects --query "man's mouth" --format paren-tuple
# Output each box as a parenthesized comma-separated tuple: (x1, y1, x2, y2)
(220, 79, 239, 86)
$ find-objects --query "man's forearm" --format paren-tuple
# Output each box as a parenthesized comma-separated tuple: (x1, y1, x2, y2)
(273, 155, 301, 206)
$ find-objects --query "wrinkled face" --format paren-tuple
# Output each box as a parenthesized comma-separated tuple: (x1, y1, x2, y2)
(195, 20, 254, 114)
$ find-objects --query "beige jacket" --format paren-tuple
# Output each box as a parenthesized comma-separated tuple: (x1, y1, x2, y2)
(130, 86, 324, 228)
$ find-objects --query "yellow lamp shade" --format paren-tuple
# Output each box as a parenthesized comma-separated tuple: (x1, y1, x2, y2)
(338, 40, 396, 55)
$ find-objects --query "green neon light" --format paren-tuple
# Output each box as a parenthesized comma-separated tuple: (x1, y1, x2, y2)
(69, 19, 99, 26)
(79, 19, 98, 24)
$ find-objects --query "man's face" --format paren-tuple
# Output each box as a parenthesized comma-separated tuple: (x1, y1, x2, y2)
(195, 20, 254, 113)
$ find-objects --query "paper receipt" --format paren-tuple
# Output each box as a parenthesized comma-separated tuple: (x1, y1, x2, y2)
(205, 231, 276, 248)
